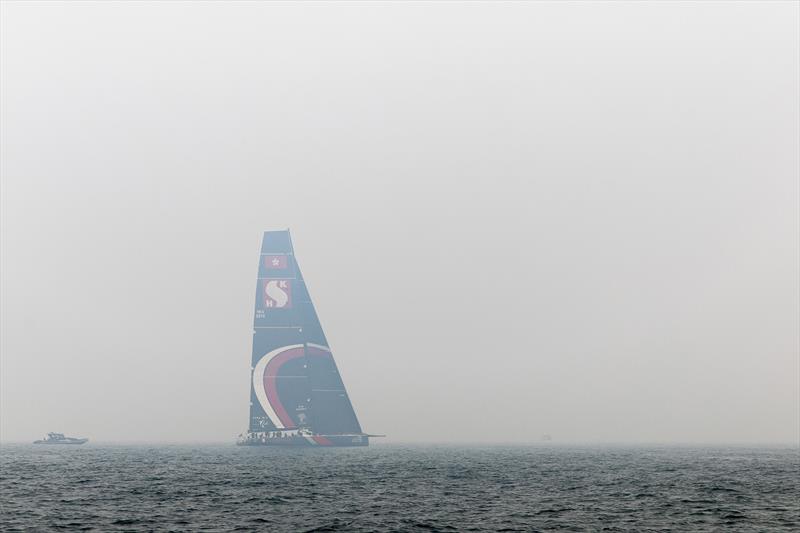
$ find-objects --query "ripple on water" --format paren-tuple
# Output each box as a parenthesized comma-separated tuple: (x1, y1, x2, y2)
(0, 444, 798, 531)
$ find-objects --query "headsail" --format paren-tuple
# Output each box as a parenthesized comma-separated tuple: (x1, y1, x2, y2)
(248, 230, 362, 437)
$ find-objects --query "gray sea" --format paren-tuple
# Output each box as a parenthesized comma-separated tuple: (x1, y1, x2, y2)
(1, 444, 798, 531)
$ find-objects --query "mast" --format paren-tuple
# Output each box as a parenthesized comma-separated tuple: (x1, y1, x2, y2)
(248, 230, 307, 432)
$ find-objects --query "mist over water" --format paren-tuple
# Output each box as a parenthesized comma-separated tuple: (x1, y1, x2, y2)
(1, 3, 798, 446)
(1, 3, 798, 533)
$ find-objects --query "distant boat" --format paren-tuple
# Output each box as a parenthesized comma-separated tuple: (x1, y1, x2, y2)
(237, 230, 380, 447)
(33, 432, 88, 445)
(541, 434, 553, 441)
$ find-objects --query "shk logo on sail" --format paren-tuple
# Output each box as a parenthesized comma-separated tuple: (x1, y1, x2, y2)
(263, 279, 291, 308)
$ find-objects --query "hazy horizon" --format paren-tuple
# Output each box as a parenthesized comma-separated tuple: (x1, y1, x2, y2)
(2, 2, 798, 445)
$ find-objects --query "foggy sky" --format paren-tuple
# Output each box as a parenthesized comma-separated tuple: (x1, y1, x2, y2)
(1, 2, 798, 444)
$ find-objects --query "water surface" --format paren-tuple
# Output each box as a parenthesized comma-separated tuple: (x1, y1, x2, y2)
(1, 444, 797, 531)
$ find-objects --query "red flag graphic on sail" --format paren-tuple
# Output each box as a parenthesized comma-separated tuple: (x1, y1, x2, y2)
(263, 255, 288, 270)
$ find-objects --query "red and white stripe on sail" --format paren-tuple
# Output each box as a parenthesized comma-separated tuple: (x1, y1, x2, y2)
(252, 344, 305, 429)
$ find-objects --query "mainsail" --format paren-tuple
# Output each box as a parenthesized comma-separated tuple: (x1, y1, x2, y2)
(246, 230, 363, 443)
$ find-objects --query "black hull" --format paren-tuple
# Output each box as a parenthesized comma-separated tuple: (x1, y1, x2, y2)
(237, 434, 368, 447)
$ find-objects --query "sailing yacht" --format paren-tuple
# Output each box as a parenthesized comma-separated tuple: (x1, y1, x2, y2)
(237, 230, 379, 447)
